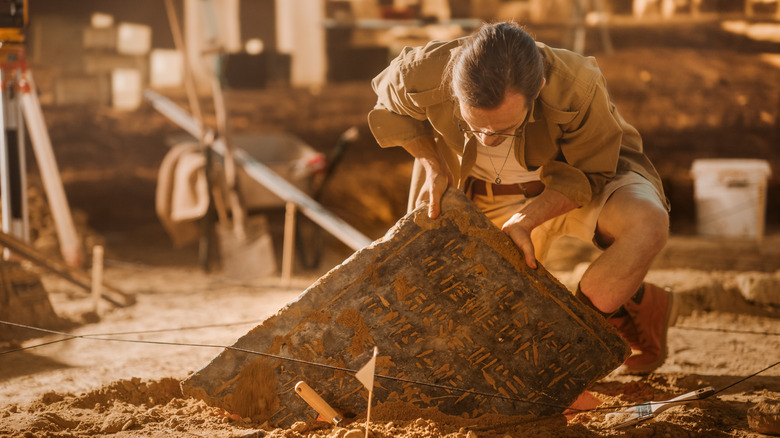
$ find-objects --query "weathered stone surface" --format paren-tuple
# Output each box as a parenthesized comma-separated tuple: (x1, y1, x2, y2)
(181, 188, 630, 426)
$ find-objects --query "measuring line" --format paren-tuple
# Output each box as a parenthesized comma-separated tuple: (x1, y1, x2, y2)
(0, 319, 269, 355)
(0, 320, 576, 411)
(1, 320, 778, 415)
(674, 325, 780, 336)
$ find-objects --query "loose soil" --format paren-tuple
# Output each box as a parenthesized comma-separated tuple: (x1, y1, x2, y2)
(1, 18, 780, 438)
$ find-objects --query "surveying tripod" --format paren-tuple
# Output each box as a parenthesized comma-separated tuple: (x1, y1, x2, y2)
(0, 0, 27, 250)
(0, 0, 83, 266)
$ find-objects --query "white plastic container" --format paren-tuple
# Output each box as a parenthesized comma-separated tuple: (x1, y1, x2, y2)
(116, 22, 151, 55)
(91, 12, 114, 29)
(150, 49, 184, 88)
(690, 159, 772, 241)
(111, 68, 142, 110)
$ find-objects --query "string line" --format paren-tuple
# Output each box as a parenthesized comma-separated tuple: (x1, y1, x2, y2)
(2, 320, 778, 415)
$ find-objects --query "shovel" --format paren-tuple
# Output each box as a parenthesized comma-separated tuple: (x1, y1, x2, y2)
(211, 68, 276, 281)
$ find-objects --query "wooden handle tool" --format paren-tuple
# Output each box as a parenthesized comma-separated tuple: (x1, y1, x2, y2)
(294, 381, 342, 424)
(607, 386, 715, 429)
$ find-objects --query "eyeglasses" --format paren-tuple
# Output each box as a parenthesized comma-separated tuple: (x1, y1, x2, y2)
(458, 118, 526, 139)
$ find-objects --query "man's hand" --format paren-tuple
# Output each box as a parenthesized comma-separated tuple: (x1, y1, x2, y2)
(402, 136, 453, 219)
(500, 188, 580, 270)
(502, 214, 538, 269)
(417, 163, 453, 218)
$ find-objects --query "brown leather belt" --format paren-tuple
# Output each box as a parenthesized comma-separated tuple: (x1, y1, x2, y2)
(466, 177, 545, 198)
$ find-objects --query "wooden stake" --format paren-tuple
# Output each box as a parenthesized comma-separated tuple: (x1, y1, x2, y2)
(282, 201, 296, 286)
(365, 386, 374, 438)
(0, 230, 131, 307)
(91, 245, 104, 314)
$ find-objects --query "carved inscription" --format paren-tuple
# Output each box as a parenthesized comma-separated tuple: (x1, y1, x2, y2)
(181, 188, 630, 426)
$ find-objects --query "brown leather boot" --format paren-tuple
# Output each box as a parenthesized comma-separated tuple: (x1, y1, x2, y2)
(575, 288, 639, 349)
(618, 283, 678, 375)
(606, 309, 639, 350)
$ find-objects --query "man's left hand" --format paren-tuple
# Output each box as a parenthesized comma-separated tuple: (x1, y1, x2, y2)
(502, 215, 538, 269)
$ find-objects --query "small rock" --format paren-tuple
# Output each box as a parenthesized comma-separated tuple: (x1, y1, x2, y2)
(466, 431, 478, 438)
(291, 421, 308, 433)
(40, 391, 64, 404)
(328, 428, 347, 438)
(121, 418, 134, 431)
(736, 272, 780, 307)
(748, 398, 780, 435)
(100, 413, 132, 434)
(343, 429, 364, 438)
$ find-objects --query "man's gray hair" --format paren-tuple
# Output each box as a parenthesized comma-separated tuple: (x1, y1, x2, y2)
(449, 22, 545, 109)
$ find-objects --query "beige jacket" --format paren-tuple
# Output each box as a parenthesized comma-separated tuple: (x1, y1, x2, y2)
(368, 38, 668, 209)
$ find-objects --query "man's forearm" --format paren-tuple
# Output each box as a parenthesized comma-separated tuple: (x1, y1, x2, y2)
(402, 136, 449, 176)
(512, 188, 579, 231)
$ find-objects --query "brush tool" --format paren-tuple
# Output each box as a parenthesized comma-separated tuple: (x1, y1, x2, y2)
(606, 386, 715, 429)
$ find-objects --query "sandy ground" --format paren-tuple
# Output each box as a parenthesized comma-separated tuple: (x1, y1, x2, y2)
(1, 233, 779, 437)
(1, 15, 780, 438)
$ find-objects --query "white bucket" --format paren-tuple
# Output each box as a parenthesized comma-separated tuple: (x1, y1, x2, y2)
(150, 49, 184, 89)
(690, 159, 772, 241)
(116, 22, 151, 55)
(111, 68, 142, 110)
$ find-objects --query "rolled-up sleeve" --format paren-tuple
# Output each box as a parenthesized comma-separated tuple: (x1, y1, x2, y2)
(541, 75, 622, 207)
(368, 49, 435, 148)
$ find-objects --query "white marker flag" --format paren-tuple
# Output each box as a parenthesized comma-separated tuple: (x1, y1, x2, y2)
(355, 346, 378, 390)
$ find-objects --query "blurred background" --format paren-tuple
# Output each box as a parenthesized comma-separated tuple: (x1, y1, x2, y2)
(3, 0, 779, 274)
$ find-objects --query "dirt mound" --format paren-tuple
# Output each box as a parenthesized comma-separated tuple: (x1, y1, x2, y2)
(68, 377, 183, 409)
(2, 374, 774, 437)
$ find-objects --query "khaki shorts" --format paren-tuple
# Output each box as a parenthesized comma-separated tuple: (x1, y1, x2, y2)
(470, 172, 668, 262)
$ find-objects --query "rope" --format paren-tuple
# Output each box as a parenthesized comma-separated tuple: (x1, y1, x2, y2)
(0, 320, 566, 410)
(2, 319, 778, 415)
(709, 360, 780, 397)
(674, 325, 780, 337)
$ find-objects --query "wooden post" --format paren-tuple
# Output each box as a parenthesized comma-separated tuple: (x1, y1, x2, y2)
(282, 201, 296, 286)
(0, 230, 132, 307)
(91, 245, 104, 314)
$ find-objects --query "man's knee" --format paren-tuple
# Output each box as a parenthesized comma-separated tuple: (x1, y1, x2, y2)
(631, 201, 669, 253)
(596, 187, 669, 251)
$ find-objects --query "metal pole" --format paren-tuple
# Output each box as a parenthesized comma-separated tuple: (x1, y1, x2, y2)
(0, 69, 10, 251)
(15, 67, 28, 242)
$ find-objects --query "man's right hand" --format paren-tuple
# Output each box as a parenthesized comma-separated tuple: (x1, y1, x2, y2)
(403, 136, 453, 219)
(416, 165, 452, 219)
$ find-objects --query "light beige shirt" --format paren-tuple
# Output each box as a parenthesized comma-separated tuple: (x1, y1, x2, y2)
(472, 136, 541, 184)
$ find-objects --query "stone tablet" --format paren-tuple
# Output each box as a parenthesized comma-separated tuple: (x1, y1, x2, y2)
(181, 188, 630, 426)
